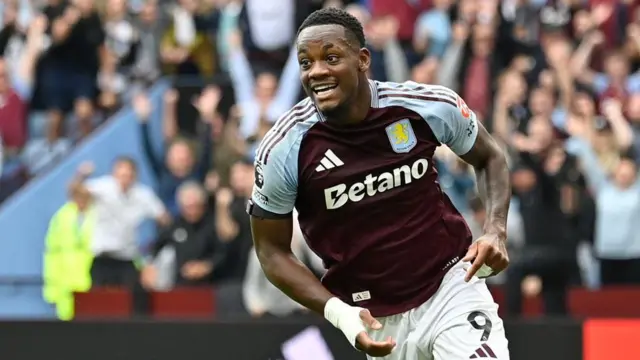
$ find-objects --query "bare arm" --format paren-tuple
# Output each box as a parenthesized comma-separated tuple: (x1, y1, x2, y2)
(461, 123, 511, 241)
(250, 216, 333, 314)
(570, 32, 602, 88)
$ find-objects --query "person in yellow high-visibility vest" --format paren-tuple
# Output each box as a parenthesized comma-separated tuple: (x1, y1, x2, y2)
(43, 187, 95, 320)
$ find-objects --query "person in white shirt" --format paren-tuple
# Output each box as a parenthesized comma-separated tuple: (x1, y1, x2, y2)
(69, 157, 170, 287)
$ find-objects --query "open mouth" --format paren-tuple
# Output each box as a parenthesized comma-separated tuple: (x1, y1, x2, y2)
(312, 84, 338, 95)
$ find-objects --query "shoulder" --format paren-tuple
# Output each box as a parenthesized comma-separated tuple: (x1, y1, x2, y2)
(86, 176, 114, 188)
(376, 81, 459, 108)
(255, 98, 321, 166)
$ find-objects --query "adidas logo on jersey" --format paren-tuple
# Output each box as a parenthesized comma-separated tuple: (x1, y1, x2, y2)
(324, 158, 429, 210)
(316, 149, 344, 172)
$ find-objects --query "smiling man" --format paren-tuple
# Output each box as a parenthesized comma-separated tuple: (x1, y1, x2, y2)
(246, 7, 511, 360)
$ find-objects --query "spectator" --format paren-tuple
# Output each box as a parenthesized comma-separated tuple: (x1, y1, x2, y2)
(237, 0, 310, 72)
(130, 0, 165, 88)
(227, 29, 300, 142)
(506, 119, 586, 316)
(571, 133, 640, 285)
(43, 186, 94, 320)
(134, 86, 218, 216)
(40, 0, 105, 139)
(2, 14, 47, 174)
(141, 181, 221, 289)
(97, 0, 157, 112)
(160, 0, 216, 76)
(68, 158, 170, 288)
(413, 0, 454, 59)
(571, 30, 640, 103)
(212, 160, 254, 283)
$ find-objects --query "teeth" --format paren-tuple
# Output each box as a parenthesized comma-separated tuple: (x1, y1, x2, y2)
(314, 85, 336, 93)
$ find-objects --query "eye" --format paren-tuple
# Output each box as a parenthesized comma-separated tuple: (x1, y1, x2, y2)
(299, 58, 311, 70)
(327, 55, 339, 63)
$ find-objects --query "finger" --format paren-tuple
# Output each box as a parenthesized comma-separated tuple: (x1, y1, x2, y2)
(465, 245, 489, 282)
(462, 243, 478, 262)
(365, 337, 396, 357)
(484, 251, 501, 269)
(357, 333, 395, 357)
(359, 309, 382, 330)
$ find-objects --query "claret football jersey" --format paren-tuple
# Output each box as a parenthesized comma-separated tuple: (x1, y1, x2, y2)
(249, 80, 478, 316)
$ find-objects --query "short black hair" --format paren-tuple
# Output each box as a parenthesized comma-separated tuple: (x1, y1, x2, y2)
(297, 7, 366, 48)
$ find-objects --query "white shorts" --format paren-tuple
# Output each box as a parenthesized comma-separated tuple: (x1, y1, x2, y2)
(366, 261, 510, 360)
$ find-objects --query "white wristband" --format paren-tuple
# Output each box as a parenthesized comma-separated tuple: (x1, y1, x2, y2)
(324, 297, 366, 348)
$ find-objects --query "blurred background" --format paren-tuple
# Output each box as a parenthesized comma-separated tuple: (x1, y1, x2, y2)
(0, 0, 639, 359)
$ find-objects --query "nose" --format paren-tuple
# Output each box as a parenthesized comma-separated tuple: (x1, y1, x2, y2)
(308, 61, 331, 80)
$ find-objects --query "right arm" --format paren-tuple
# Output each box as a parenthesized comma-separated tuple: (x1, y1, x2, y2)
(133, 94, 164, 177)
(571, 138, 609, 193)
(570, 31, 607, 93)
(247, 142, 393, 356)
(247, 150, 332, 314)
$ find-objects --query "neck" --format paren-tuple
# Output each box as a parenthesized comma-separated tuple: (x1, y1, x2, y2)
(327, 78, 371, 125)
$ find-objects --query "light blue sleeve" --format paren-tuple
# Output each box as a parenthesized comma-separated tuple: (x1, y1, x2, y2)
(570, 138, 609, 192)
(393, 84, 478, 155)
(251, 134, 301, 215)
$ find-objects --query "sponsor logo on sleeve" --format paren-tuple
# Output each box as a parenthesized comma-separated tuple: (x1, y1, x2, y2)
(254, 163, 264, 189)
(466, 117, 476, 138)
(456, 96, 471, 119)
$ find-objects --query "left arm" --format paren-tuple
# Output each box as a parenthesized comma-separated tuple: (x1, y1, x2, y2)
(409, 86, 510, 280)
(460, 123, 511, 242)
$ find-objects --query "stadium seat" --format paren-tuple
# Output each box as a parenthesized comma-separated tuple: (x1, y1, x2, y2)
(74, 288, 132, 319)
(150, 288, 215, 318)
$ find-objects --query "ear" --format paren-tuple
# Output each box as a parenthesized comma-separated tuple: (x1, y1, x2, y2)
(358, 47, 371, 73)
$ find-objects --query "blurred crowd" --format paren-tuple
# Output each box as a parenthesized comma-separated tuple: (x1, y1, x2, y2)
(2, 0, 639, 320)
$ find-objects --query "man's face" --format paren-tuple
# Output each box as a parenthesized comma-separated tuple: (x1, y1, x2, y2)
(113, 161, 136, 190)
(179, 190, 205, 222)
(296, 25, 368, 115)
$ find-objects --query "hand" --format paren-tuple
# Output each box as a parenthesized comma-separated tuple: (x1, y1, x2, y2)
(30, 15, 48, 36)
(452, 22, 470, 43)
(249, 306, 266, 318)
(132, 93, 152, 121)
(52, 19, 71, 40)
(591, 3, 613, 26)
(193, 86, 221, 121)
(163, 88, 179, 105)
(181, 261, 213, 280)
(64, 6, 81, 24)
(601, 98, 623, 118)
(77, 161, 95, 177)
(140, 265, 157, 290)
(216, 187, 234, 208)
(462, 234, 509, 282)
(228, 29, 243, 49)
(587, 30, 605, 46)
(157, 212, 172, 227)
(355, 309, 396, 357)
